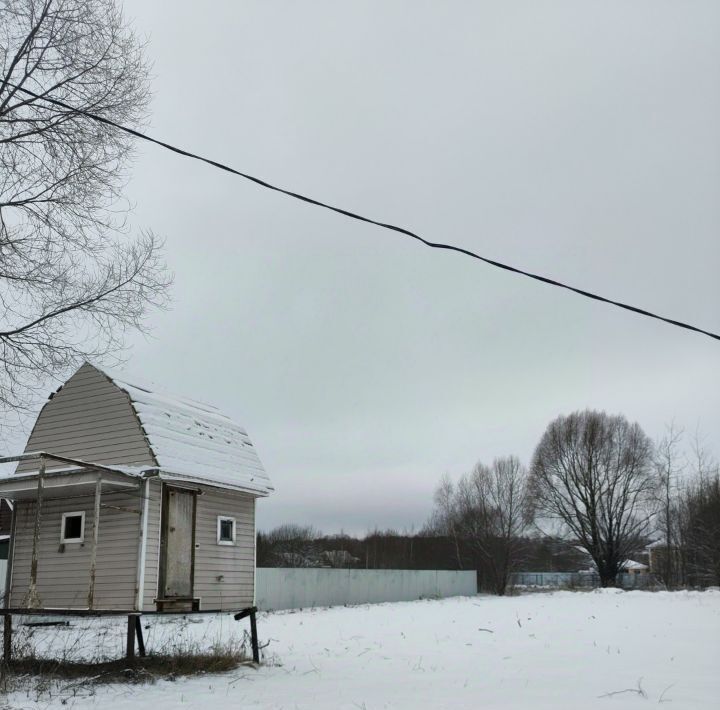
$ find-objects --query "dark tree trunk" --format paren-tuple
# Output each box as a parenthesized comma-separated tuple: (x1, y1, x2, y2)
(597, 560, 619, 587)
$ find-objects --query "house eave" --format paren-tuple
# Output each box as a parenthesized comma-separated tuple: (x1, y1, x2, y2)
(155, 470, 272, 497)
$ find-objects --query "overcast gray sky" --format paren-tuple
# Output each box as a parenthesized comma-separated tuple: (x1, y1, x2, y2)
(20, 1, 720, 533)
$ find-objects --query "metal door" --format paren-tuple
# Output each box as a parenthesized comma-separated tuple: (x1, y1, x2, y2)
(161, 487, 195, 598)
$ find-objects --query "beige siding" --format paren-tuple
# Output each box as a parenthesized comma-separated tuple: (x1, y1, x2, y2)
(141, 479, 163, 611)
(8, 363, 261, 613)
(193, 488, 255, 610)
(9, 488, 143, 610)
(16, 363, 155, 474)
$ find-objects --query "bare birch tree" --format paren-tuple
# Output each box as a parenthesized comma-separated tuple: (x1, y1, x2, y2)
(653, 423, 684, 587)
(529, 410, 656, 587)
(429, 457, 532, 595)
(427, 474, 464, 570)
(0, 0, 170, 410)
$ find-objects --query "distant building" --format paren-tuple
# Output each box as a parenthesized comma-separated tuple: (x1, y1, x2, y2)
(620, 559, 649, 576)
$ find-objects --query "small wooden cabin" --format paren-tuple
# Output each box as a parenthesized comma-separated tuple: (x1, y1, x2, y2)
(0, 363, 273, 612)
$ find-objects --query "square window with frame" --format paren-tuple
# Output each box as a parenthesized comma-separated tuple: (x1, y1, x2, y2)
(217, 516, 236, 545)
(60, 511, 85, 543)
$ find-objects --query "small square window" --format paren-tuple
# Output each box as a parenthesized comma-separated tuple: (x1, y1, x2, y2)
(217, 516, 236, 545)
(60, 512, 85, 543)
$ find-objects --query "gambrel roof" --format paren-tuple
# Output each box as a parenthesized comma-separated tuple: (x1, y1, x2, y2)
(13, 363, 273, 496)
(104, 366, 273, 496)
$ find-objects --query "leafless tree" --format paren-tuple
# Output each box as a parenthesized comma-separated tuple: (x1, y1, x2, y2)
(0, 0, 170, 411)
(677, 437, 720, 587)
(529, 410, 656, 587)
(426, 474, 464, 570)
(653, 423, 685, 587)
(260, 524, 322, 567)
(430, 457, 532, 595)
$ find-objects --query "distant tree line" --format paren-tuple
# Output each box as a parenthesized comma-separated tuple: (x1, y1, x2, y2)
(258, 410, 720, 594)
(256, 524, 589, 584)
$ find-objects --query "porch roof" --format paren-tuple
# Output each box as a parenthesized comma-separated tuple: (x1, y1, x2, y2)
(0, 451, 268, 499)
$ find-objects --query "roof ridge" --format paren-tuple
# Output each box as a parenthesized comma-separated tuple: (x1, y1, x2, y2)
(91, 362, 221, 412)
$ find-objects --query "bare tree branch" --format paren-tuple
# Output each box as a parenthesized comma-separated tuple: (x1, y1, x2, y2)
(0, 0, 171, 410)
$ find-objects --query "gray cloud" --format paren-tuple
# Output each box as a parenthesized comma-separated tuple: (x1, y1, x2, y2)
(12, 1, 719, 534)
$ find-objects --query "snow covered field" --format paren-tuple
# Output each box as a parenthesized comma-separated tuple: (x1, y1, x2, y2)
(5, 589, 719, 709)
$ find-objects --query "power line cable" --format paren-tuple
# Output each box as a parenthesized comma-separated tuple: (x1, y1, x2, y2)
(8, 83, 719, 342)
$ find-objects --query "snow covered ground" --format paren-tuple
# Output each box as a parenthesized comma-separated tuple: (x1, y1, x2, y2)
(4, 589, 719, 709)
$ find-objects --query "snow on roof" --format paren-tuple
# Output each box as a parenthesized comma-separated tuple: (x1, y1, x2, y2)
(99, 365, 273, 496)
(3, 463, 150, 480)
(621, 559, 649, 571)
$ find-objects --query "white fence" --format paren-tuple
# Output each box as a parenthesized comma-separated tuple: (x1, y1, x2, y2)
(256, 568, 477, 611)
